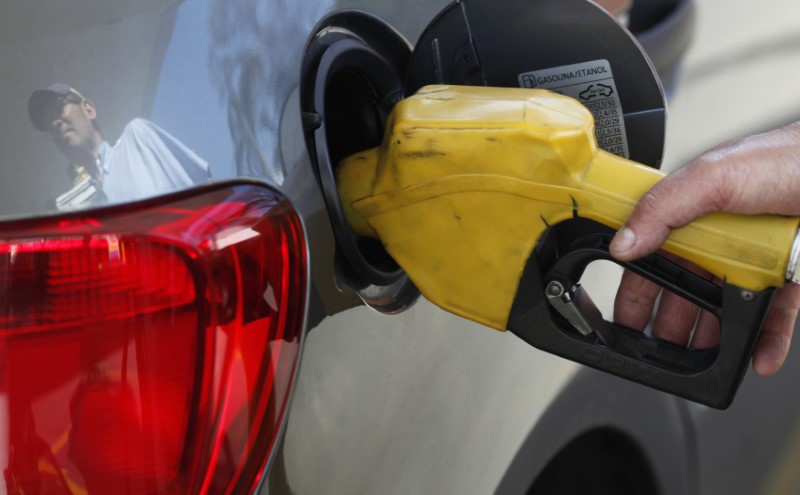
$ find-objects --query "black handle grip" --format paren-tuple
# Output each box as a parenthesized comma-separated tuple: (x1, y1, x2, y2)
(508, 219, 774, 409)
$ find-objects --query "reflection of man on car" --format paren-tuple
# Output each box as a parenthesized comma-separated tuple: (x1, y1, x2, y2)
(28, 84, 210, 210)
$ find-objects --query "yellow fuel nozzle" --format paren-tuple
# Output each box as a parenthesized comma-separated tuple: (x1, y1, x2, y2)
(336, 85, 800, 330)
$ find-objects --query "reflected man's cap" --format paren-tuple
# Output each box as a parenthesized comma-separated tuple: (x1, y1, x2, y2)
(28, 83, 86, 131)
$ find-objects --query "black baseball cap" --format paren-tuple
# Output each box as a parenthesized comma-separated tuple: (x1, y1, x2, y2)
(28, 83, 86, 131)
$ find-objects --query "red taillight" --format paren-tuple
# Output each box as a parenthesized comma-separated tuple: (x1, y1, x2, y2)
(0, 184, 307, 494)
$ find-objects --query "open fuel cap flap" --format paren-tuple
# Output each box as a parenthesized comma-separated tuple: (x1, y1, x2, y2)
(405, 0, 666, 167)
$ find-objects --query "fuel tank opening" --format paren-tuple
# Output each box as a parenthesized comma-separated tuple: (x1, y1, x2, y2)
(322, 66, 400, 278)
(301, 11, 420, 313)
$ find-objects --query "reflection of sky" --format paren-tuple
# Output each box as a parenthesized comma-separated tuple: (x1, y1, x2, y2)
(151, 0, 235, 179)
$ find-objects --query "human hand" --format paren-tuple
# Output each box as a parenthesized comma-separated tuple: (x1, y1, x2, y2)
(610, 122, 800, 376)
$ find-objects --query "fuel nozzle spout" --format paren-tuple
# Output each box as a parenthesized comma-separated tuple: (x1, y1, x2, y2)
(337, 147, 380, 239)
(336, 85, 800, 331)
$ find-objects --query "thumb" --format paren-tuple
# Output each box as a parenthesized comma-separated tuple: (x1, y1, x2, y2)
(609, 164, 725, 261)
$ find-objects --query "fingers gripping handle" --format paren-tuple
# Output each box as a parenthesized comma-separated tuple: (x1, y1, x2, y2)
(584, 150, 800, 291)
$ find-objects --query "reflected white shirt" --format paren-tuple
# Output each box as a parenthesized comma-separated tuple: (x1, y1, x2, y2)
(97, 118, 210, 204)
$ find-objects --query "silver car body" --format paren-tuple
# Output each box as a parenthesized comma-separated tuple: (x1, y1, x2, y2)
(3, 0, 800, 494)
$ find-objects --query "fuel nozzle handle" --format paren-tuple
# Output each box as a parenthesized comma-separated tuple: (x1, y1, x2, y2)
(337, 85, 800, 330)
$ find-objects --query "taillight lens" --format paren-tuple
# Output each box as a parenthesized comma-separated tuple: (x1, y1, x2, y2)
(0, 183, 307, 494)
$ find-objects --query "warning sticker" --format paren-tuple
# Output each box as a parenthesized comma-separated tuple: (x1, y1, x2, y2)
(518, 60, 629, 158)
